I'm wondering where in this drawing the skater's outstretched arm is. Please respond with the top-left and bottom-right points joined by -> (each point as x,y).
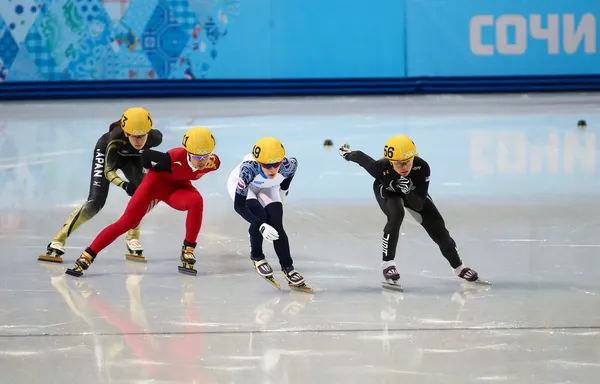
146,129 -> 163,148
141,149 -> 172,172
342,149 -> 385,179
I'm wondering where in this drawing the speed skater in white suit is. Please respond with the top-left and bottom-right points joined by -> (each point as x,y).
227,137 -> 313,293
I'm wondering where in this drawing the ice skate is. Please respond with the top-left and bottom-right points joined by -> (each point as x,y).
38,241 -> 65,263
283,266 -> 313,293
65,251 -> 95,277
381,261 -> 403,292
125,239 -> 146,263
178,243 -> 197,276
455,265 -> 491,286
253,259 -> 281,290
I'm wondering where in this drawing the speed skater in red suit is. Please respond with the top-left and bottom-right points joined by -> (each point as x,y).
65,127 -> 220,277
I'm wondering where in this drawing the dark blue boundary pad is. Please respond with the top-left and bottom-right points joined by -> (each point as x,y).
2,75 -> 600,100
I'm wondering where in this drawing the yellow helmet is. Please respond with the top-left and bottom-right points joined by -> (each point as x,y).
384,135 -> 417,162
252,137 -> 285,164
120,107 -> 153,136
182,127 -> 215,156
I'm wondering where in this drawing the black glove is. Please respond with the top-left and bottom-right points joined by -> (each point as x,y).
397,177 -> 413,194
338,143 -> 352,160
124,182 -> 137,197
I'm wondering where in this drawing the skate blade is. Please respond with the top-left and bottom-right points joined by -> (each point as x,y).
38,255 -> 64,263
125,254 -> 147,263
65,268 -> 83,277
382,281 -> 404,292
261,276 -> 281,290
289,283 -> 314,293
178,266 -> 197,276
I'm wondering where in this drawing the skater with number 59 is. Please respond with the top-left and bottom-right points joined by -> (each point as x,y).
339,135 -> 490,291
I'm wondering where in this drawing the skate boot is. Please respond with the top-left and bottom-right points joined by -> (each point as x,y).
455,265 -> 491,286
38,241 -> 65,263
381,260 -> 403,292
283,266 -> 313,293
178,241 -> 197,276
65,250 -> 95,277
252,258 -> 280,290
125,239 -> 146,263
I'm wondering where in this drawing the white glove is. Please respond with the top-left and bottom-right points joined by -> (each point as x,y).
259,223 -> 279,242
397,176 -> 413,194
279,188 -> 289,205
338,143 -> 351,160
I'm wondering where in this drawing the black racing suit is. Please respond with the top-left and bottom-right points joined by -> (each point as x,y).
344,151 -> 462,269
51,122 -> 163,245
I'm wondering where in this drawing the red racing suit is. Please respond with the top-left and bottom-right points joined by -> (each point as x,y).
88,147 -> 220,254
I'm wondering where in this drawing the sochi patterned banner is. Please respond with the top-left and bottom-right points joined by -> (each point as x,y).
0,0 -> 241,81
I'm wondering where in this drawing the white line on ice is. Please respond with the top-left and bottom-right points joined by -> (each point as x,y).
1,351 -> 40,356
169,322 -> 238,327
0,322 -> 72,329
492,239 -> 547,242
570,287 -> 596,296
548,360 -> 600,367
540,244 -> 600,247
203,365 -> 256,371
476,376 -> 510,381
418,318 -> 463,325
0,159 -> 55,169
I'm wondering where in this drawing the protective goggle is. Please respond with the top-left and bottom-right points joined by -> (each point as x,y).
390,158 -> 413,167
261,162 -> 282,169
189,153 -> 211,161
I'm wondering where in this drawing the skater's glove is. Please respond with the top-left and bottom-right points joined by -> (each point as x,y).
124,182 -> 137,197
259,223 -> 279,242
397,176 -> 413,194
338,143 -> 351,160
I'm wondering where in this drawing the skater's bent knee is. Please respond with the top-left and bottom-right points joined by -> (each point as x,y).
190,192 -> 203,207
83,199 -> 105,217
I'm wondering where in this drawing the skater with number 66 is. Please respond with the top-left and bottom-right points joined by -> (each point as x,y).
339,135 -> 490,291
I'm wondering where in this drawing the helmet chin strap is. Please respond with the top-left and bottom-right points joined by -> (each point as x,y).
187,153 -> 199,171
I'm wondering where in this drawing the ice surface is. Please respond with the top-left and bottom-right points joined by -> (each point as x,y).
1,94 -> 599,383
